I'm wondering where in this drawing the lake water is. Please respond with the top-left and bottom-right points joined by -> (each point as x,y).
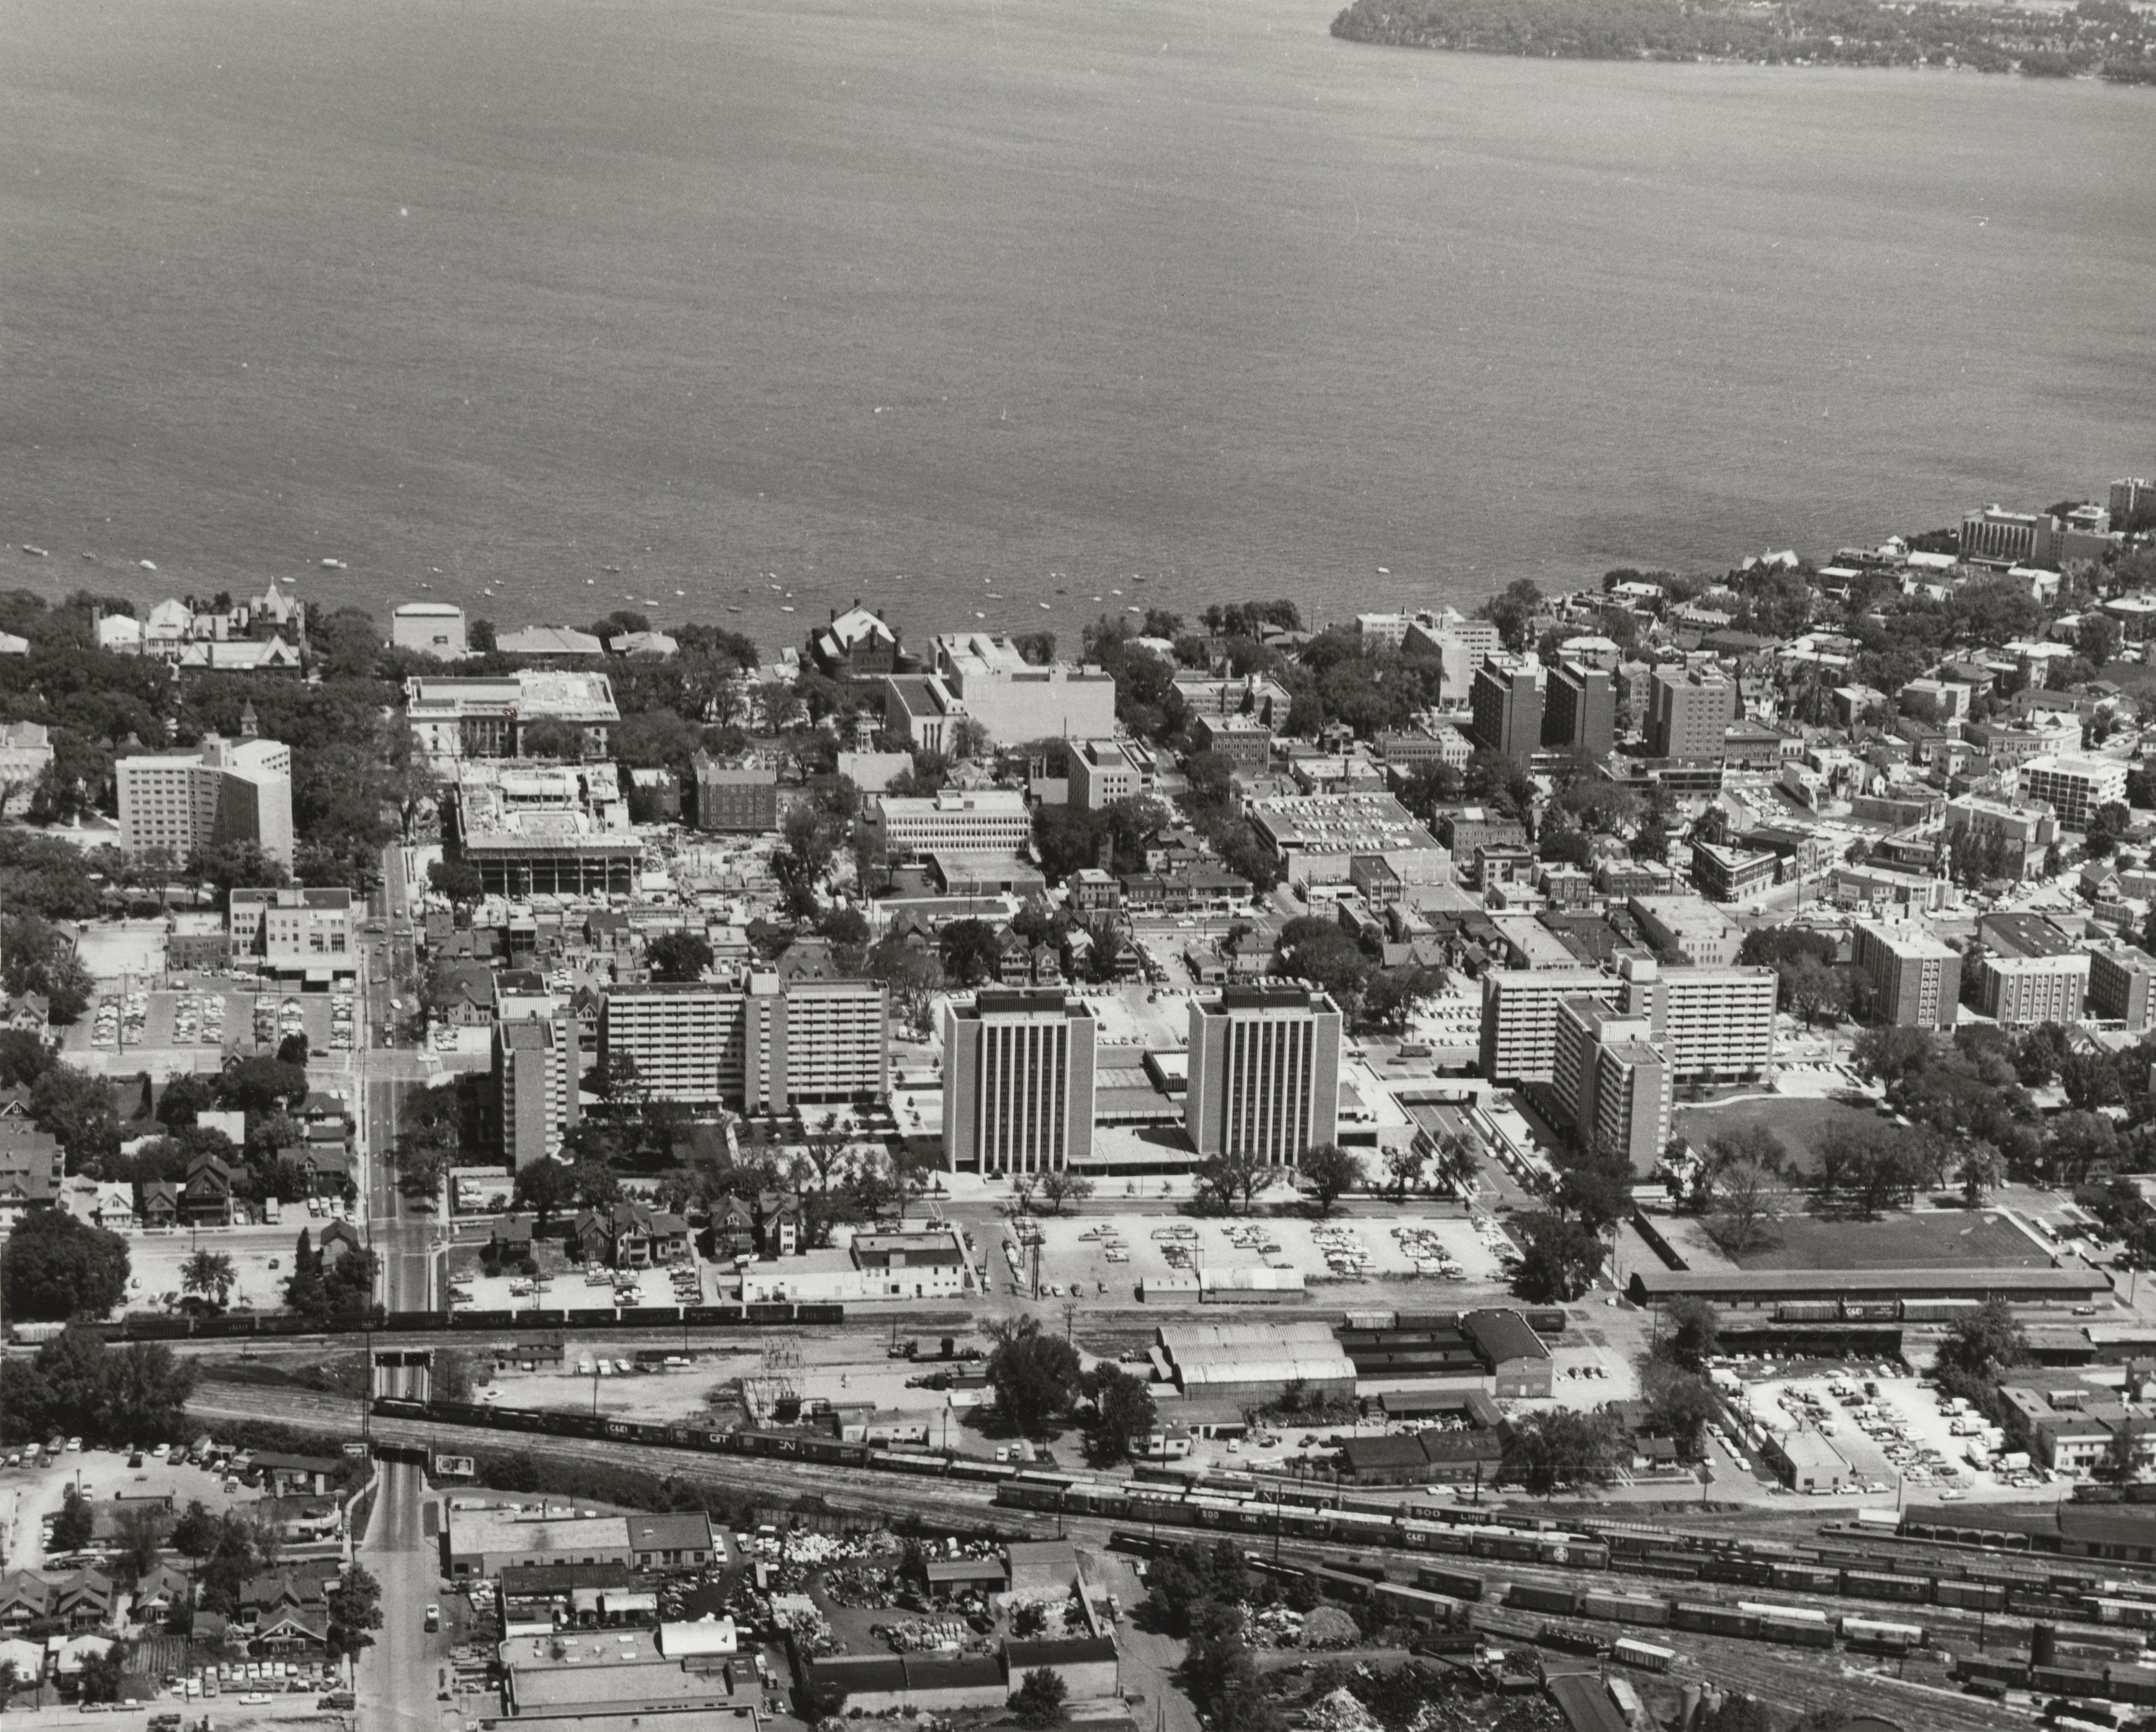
3,0 -> 2152,650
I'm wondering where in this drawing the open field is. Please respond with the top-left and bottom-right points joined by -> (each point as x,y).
126,1220 -> 350,1313
1673,1093 -> 1884,1173
1729,1207 -> 2050,1272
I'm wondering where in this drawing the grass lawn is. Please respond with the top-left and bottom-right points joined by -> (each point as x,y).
1729,1209 -> 2048,1272
1672,1095 -> 1883,1176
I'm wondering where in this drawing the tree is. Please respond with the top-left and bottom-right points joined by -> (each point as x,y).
391,1121 -> 457,1200
1699,1129 -> 1787,1255
75,1645 -> 125,1704
1036,1170 -> 1094,1216
1192,1148 -> 1267,1216
1299,1143 -> 1359,1213
1510,1210 -> 1605,1302
521,718 -> 586,760
1011,1669 -> 1068,1730
1499,1409 -> 1622,1495
30,1063 -> 121,1172
1,1208 -> 129,1320
426,856 -> 486,910
1656,1296 -> 1721,1374
1080,1363 -> 1157,1465
1383,1142 -> 1426,1201
51,1487 -> 95,1552
938,919 -> 1004,988
1697,1696 -> 1774,1732
1430,1131 -> 1481,1199
1783,954 -> 1849,1027
181,1249 -> 237,1313
171,1500 -> 219,1558
984,1316 -> 1081,1439
646,930 -> 714,983
1640,1360 -> 1718,1459
114,1502 -> 169,1582
275,1031 -> 311,1066
1476,578 -> 1543,654
1958,1141 -> 2005,1207
219,1055 -> 308,1116
326,1562 -> 385,1665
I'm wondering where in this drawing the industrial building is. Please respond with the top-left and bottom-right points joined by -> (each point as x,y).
1852,920 -> 1961,1031
1245,793 -> 1448,887
1184,986 -> 1343,1167
941,989 -> 1097,1174
1151,1320 -> 1356,1403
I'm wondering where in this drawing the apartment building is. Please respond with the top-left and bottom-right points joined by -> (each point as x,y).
1469,655 -> 1544,763
116,731 -> 294,869
866,789 -> 1032,859
942,990 -> 1097,1174
2089,944 -> 2156,1033
1620,958 -> 1778,1085
1979,953 -> 2089,1028
1550,997 -> 1669,1165
1185,986 -> 1344,1166
1543,660 -> 1615,756
1478,969 -> 1620,1085
2020,754 -> 2128,830
598,977 -> 889,1111
495,1011 -> 581,1169
1852,921 -> 1961,1032
1648,666 -> 1734,761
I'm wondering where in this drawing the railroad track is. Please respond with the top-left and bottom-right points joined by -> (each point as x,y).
186,1383 -> 1051,1534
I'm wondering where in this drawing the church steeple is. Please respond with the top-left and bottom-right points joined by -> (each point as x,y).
240,700 -> 259,742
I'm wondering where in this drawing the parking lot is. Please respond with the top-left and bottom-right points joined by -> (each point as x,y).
1732,1367 -> 2067,1507
448,1255 -> 714,1316
63,984 -> 354,1062
126,1219 -> 354,1314
0,1444 -> 241,1571
994,1208 -> 1512,1299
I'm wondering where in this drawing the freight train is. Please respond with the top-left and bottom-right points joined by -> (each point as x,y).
12,1302 -> 845,1346
370,1394 -> 2156,1636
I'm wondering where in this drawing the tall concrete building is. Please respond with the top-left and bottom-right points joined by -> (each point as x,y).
1852,921 -> 1960,1031
1069,739 -> 1153,810
1551,997 -> 1669,1163
1469,655 -> 1545,764
866,789 -> 1033,859
1479,958 -> 1774,1087
1648,666 -> 1733,761
1185,986 -> 1343,1166
1543,660 -> 1615,756
1400,609 -> 1502,702
494,1010 -> 581,1170
598,977 -> 889,1111
1479,969 -> 1620,1085
116,732 -> 294,869
2089,944 -> 2156,1033
942,989 -> 1097,1174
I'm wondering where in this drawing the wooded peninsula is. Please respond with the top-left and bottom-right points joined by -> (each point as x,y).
1330,0 -> 2156,82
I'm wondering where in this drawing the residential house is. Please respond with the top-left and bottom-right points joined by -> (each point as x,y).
315,1220 -> 364,1265
755,1191 -> 804,1258
140,1182 -> 181,1230
181,1153 -> 235,1227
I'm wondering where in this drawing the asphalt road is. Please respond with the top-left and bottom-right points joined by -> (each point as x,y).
357,855 -> 451,1732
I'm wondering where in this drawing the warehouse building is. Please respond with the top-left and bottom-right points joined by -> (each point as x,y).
1150,1320 -> 1356,1403
448,1507 -> 638,1579
1629,1267 -> 2110,1309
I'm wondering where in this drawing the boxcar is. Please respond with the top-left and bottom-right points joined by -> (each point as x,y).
1612,1638 -> 1675,1673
